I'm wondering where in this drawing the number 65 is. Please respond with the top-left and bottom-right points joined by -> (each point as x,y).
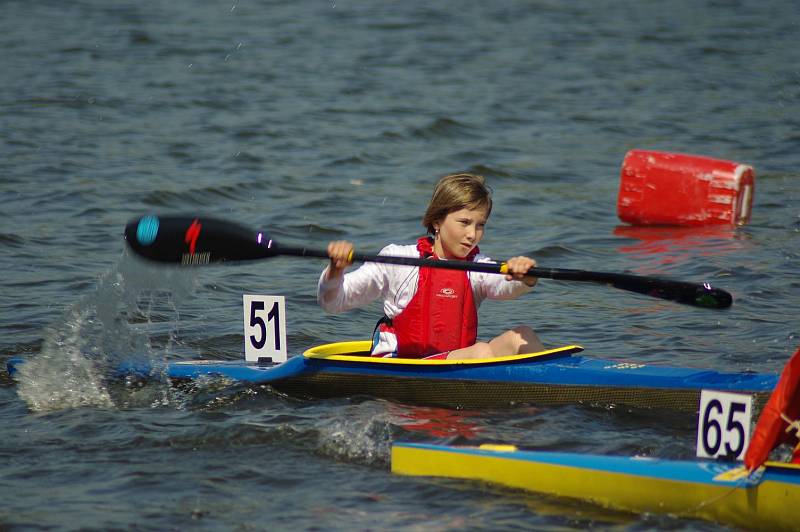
696,390 -> 752,460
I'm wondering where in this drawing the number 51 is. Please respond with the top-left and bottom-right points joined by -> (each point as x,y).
243,295 -> 287,363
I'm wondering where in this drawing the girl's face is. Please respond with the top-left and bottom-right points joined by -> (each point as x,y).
433,206 -> 488,259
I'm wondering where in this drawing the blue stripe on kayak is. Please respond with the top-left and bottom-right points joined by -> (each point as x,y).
394,443 -> 795,487
305,356 -> 778,391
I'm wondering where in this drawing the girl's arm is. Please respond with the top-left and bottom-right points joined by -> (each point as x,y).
318,241 -> 388,313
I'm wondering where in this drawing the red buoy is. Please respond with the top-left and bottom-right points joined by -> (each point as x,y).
617,150 -> 754,226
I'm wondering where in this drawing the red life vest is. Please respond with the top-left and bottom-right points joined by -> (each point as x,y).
744,345 -> 800,471
379,237 -> 479,358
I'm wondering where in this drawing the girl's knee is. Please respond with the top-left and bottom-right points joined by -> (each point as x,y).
510,325 -> 536,338
509,325 -> 544,354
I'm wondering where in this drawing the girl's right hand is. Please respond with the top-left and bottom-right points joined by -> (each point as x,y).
327,240 -> 354,278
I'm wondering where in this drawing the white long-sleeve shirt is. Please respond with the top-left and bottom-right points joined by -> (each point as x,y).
317,243 -> 533,355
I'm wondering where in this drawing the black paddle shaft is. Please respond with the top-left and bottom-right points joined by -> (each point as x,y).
124,215 -> 733,309
346,254 -> 732,309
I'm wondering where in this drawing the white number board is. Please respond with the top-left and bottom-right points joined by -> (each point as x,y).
696,390 -> 752,460
243,295 -> 287,363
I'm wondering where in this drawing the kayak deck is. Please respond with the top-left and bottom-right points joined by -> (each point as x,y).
7,341 -> 778,411
278,341 -> 775,411
391,442 -> 800,531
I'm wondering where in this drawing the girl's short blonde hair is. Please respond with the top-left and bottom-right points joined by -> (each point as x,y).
421,173 -> 493,235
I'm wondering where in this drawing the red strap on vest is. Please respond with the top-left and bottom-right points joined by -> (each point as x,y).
415,237 -> 479,262
384,237 -> 479,358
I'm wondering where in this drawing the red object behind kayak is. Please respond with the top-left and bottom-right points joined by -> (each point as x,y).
745,346 -> 800,471
617,150 -> 754,226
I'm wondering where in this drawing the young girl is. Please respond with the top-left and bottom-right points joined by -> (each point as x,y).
318,173 -> 544,360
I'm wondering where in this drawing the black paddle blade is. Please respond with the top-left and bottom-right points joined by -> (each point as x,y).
609,275 -> 732,309
124,215 -> 276,264
536,268 -> 733,309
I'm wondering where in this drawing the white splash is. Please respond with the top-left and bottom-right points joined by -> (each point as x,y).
15,253 -> 197,412
316,404 -> 396,465
17,306 -> 115,410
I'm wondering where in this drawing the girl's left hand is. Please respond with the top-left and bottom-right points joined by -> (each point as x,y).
505,256 -> 538,286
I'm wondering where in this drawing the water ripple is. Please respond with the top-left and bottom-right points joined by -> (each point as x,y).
2,1 -> 800,529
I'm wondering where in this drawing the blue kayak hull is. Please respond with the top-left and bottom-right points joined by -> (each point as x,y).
7,341 -> 777,410
392,442 -> 800,531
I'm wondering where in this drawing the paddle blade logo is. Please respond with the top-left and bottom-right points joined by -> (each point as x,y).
181,219 -> 210,265
184,219 -> 202,254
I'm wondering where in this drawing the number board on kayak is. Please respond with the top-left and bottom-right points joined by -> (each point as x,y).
696,389 -> 753,461
243,294 -> 287,363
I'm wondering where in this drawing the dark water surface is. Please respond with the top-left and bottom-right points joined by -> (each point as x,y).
2,1 -> 799,530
